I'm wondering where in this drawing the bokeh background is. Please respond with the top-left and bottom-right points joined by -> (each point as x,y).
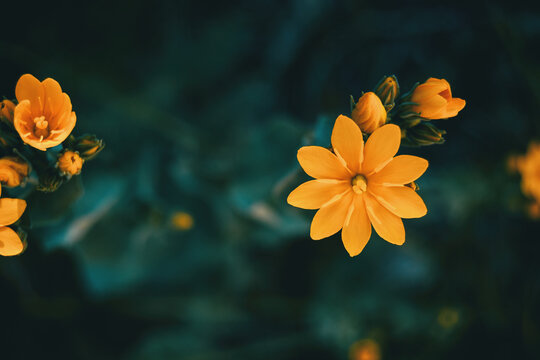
1,1 -> 539,359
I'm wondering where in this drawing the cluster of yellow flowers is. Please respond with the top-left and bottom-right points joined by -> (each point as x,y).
510,142 -> 540,218
0,74 -> 104,256
288,76 -> 466,257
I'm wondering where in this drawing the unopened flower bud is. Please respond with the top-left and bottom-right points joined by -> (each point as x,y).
351,92 -> 387,133
72,134 -> 105,160
57,150 -> 83,176
0,100 -> 15,124
374,75 -> 399,108
403,122 -> 446,146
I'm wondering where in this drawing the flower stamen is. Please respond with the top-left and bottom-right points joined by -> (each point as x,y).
33,116 -> 50,139
351,174 -> 367,194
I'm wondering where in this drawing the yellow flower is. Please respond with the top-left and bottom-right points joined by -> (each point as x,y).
0,156 -> 30,187
171,211 -> 194,230
411,78 -> 466,119
57,150 -> 83,176
14,74 -> 76,151
516,142 -> 540,203
0,185 -> 27,256
288,115 -> 428,256
351,92 -> 387,133
0,99 -> 16,124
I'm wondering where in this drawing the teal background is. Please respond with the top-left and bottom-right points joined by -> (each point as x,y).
1,1 -> 539,359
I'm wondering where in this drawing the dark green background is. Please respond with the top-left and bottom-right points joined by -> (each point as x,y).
1,1 -> 539,359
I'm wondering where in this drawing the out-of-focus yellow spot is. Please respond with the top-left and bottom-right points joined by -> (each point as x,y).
171,211 -> 194,230
437,307 -> 459,329
528,202 -> 540,219
515,142 -> 540,204
349,339 -> 381,360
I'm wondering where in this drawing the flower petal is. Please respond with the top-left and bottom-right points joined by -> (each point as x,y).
341,195 -> 372,256
369,185 -> 427,219
0,226 -> 24,256
362,124 -> 401,175
15,74 -> 45,116
297,146 -> 351,180
42,78 -> 65,119
310,190 -> 353,240
0,198 -> 26,226
287,179 -> 350,210
444,98 -> 466,118
331,115 -> 364,173
364,192 -> 405,245
369,155 -> 428,185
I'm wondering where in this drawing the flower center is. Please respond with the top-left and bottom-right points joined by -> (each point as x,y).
351,174 -> 367,194
438,89 -> 451,100
33,116 -> 50,140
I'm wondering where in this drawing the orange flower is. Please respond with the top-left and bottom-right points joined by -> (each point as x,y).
14,74 -> 76,151
0,185 -> 27,256
0,99 -> 16,123
0,156 -> 30,187
351,92 -> 387,133
57,150 -> 83,176
516,142 -> 540,203
288,115 -> 428,256
411,78 -> 466,119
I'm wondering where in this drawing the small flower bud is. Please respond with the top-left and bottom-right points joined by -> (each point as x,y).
72,134 -> 105,160
351,92 -> 387,133
57,151 -> 84,176
36,170 -> 64,192
0,99 -> 16,124
402,122 -> 446,146
0,156 -> 30,187
374,75 -> 399,108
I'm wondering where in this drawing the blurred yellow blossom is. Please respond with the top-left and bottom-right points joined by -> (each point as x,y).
57,150 -> 83,176
516,142 -> 540,204
411,78 -> 466,119
0,99 -> 15,124
0,156 -> 30,187
351,92 -> 387,133
349,339 -> 381,360
14,74 -> 76,151
0,185 -> 27,256
171,211 -> 194,230
288,115 -> 428,256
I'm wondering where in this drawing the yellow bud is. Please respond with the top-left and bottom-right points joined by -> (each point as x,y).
374,75 -> 399,106
0,100 -> 16,124
351,92 -> 387,133
0,156 -> 30,187
57,151 -> 84,176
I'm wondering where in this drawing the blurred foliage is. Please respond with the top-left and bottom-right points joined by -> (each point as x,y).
1,0 -> 540,359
